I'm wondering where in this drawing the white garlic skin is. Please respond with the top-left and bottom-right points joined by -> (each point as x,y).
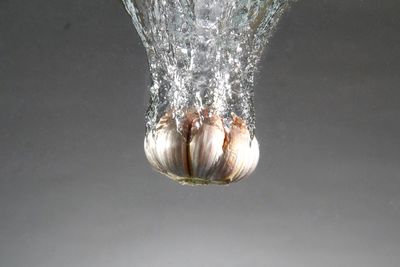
144,112 -> 259,185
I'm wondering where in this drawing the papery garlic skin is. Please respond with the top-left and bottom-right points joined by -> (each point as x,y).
144,111 -> 259,185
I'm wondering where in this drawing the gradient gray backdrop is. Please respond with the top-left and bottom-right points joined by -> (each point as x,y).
1,0 -> 400,266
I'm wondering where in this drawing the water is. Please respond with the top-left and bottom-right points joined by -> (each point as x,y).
123,0 -> 293,139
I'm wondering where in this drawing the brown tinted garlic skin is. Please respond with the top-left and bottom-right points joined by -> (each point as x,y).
144,110 -> 259,185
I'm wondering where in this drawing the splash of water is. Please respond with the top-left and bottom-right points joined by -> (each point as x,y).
123,0 -> 292,139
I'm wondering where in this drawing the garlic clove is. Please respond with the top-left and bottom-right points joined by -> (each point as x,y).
144,113 -> 190,179
189,115 -> 225,179
209,116 -> 259,183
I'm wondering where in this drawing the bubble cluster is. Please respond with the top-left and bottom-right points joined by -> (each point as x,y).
123,0 -> 292,138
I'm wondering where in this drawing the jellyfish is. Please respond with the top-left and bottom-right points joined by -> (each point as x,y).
122,0 -> 293,185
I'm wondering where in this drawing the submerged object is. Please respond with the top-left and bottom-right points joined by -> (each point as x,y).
144,109 -> 259,184
122,0 -> 292,185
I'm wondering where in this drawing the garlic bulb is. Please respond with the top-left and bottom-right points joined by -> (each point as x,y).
144,110 -> 259,185
122,0 -> 292,185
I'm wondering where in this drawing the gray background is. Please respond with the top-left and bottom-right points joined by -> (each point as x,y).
1,0 -> 400,266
